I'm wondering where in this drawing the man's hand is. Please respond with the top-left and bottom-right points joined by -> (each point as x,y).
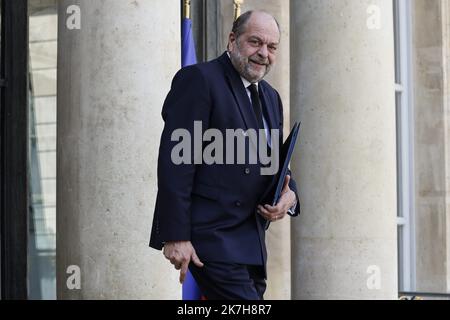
257,175 -> 296,222
163,241 -> 204,284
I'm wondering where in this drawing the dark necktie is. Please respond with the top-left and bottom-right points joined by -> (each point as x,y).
248,84 -> 265,130
248,84 -> 271,156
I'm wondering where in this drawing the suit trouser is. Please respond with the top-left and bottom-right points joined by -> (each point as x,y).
189,261 -> 266,300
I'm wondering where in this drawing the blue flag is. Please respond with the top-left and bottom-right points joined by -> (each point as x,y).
181,16 -> 202,301
181,18 -> 197,67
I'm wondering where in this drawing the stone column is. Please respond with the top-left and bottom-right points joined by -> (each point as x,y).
57,0 -> 180,299
240,0 -> 291,300
411,0 -> 450,292
443,0 -> 450,291
290,0 -> 398,299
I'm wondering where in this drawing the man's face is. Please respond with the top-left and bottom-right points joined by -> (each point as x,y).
229,13 -> 280,83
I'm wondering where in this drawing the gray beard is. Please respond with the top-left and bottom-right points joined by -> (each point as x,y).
229,43 -> 272,83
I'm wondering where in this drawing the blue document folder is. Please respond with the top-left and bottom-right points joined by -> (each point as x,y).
261,122 -> 301,229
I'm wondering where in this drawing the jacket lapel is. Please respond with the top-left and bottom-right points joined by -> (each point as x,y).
218,53 -> 259,131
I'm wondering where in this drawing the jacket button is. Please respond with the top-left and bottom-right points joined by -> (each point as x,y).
245,168 -> 250,175
235,201 -> 241,207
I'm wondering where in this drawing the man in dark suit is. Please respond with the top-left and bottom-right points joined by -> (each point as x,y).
149,10 -> 300,300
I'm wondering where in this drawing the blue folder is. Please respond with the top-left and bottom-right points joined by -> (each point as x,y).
261,122 -> 301,229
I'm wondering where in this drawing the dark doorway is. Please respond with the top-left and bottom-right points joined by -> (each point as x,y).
0,0 -> 29,299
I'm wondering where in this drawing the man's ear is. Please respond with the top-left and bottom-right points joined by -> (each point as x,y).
228,32 -> 236,51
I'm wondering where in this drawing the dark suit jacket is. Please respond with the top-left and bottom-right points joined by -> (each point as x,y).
149,52 -> 300,268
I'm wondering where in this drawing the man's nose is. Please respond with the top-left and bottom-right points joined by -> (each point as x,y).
257,44 -> 269,59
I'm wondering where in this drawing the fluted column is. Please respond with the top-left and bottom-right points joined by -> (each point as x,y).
290,0 -> 398,299
57,0 -> 180,299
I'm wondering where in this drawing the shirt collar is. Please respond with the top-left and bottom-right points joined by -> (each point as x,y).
226,52 -> 259,90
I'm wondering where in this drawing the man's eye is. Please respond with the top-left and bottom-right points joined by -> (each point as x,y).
249,40 -> 261,46
269,46 -> 278,51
